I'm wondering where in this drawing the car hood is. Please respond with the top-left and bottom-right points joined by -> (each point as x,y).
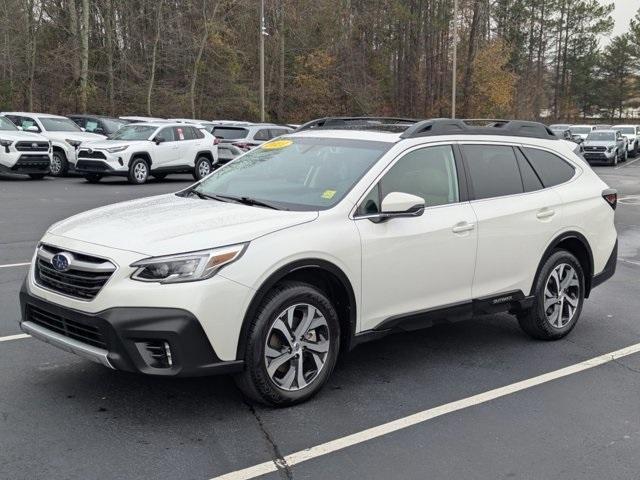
0,131 -> 47,142
583,140 -> 615,147
47,193 -> 318,256
77,139 -> 145,150
44,131 -> 106,143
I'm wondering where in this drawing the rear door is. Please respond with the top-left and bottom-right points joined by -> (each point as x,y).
461,143 -> 565,299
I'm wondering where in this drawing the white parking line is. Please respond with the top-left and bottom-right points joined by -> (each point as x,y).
211,342 -> 640,480
0,333 -> 30,342
0,262 -> 30,269
615,157 -> 640,169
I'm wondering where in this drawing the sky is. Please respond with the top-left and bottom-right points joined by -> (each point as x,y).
601,0 -> 636,40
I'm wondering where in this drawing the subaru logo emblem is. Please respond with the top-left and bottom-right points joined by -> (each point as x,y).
51,252 -> 73,272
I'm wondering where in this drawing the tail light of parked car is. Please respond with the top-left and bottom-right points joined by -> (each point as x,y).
602,189 -> 617,210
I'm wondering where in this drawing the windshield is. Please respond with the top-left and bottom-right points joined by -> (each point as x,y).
212,127 -> 248,139
614,127 -> 635,134
193,137 -> 391,211
109,124 -> 157,140
102,118 -> 128,134
551,129 -> 566,136
586,132 -> 615,141
549,124 -> 569,130
39,117 -> 82,132
570,127 -> 592,134
0,116 -> 18,131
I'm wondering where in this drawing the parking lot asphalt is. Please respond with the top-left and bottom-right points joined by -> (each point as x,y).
1,162 -> 640,480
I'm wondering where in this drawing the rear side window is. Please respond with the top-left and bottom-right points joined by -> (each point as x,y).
253,129 -> 272,141
521,147 -> 575,187
462,145 -> 523,200
193,127 -> 205,139
270,128 -> 290,137
515,148 -> 543,192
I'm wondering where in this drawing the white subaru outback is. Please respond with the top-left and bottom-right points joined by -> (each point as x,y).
0,115 -> 51,179
74,122 -> 219,184
19,118 -> 618,406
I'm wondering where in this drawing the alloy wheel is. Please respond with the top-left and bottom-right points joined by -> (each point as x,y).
198,160 -> 210,178
543,263 -> 580,328
50,155 -> 62,175
264,303 -> 330,391
134,162 -> 147,182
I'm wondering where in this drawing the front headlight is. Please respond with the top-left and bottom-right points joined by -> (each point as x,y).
130,244 -> 247,284
0,139 -> 12,150
606,145 -> 614,152
106,145 -> 128,153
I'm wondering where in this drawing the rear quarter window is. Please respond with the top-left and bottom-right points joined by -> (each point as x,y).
461,145 -> 524,200
521,147 -> 575,187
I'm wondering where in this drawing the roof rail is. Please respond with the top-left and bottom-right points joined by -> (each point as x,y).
296,116 -> 418,133
400,118 -> 557,140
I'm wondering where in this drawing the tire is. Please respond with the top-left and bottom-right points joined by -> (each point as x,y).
234,281 -> 341,407
50,151 -> 68,177
152,173 -> 167,180
517,250 -> 585,341
128,158 -> 149,185
193,156 -> 212,181
612,151 -> 618,166
28,173 -> 46,180
84,174 -> 102,183
623,149 -> 628,161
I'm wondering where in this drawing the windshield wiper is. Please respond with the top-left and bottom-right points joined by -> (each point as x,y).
189,190 -> 281,209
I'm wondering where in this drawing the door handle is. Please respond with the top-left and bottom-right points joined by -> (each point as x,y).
536,208 -> 556,219
452,222 -> 475,234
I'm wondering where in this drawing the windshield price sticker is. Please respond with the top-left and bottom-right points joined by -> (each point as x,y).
262,139 -> 293,150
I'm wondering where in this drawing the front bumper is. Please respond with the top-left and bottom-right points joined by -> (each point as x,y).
583,151 -> 615,163
75,151 -> 129,175
20,284 -> 244,376
0,153 -> 51,174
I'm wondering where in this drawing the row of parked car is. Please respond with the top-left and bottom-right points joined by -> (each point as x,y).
0,112 -> 296,184
549,123 -> 640,166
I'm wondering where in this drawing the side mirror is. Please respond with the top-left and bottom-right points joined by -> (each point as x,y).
369,192 -> 425,223
26,125 -> 39,132
154,136 -> 165,145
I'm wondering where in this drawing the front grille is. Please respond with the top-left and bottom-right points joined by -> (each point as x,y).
15,141 -> 49,152
12,156 -> 50,171
584,146 -> 606,152
27,305 -> 107,349
35,245 -> 116,300
78,150 -> 107,160
75,160 -> 111,172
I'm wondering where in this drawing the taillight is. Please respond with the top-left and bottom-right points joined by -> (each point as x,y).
602,189 -> 617,210
213,136 -> 220,145
233,142 -> 251,151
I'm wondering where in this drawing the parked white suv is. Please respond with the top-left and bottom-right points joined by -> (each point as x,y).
74,122 -> 219,184
19,118 -> 617,406
2,112 -> 106,176
0,115 -> 51,179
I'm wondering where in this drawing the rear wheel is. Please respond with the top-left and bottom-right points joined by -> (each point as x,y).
518,250 -> 584,340
128,158 -> 149,185
235,281 -> 340,406
28,173 -> 46,180
84,174 -> 102,183
193,156 -> 212,180
50,151 -> 68,177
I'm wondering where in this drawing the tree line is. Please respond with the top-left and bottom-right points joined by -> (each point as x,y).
1,0 -> 639,123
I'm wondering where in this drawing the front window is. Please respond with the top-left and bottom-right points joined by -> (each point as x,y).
0,116 -> 18,131
108,125 -> 157,140
39,117 -> 82,132
586,132 -> 615,141
570,127 -> 592,134
193,137 -> 391,211
615,127 -> 635,135
101,118 -> 128,134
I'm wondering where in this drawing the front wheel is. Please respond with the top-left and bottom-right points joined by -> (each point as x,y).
128,158 -> 149,185
50,151 -> 68,177
193,156 -> 212,181
235,281 -> 341,406
612,151 -> 618,166
518,250 -> 585,340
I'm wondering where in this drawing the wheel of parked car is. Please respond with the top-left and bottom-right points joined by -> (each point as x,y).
128,158 -> 149,185
623,149 -> 628,161
28,173 -> 46,180
612,150 -> 618,166
517,250 -> 585,340
193,156 -> 212,181
50,151 -> 68,177
235,281 -> 341,406
84,174 -> 102,183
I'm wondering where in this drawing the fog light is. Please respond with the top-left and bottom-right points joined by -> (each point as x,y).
135,340 -> 173,368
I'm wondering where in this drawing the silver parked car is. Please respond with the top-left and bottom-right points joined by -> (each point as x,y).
582,129 -> 627,165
